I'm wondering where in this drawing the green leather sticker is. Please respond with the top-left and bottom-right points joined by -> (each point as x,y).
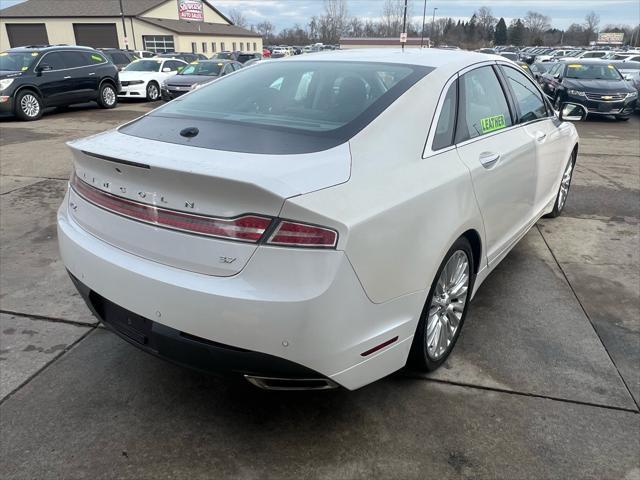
480,114 -> 506,133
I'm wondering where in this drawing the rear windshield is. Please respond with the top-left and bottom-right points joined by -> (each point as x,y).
179,62 -> 222,76
159,60 -> 427,133
122,60 -> 431,154
0,51 -> 39,71
564,63 -> 622,80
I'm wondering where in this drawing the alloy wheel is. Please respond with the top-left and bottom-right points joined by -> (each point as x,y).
148,84 -> 159,100
557,157 -> 574,211
103,86 -> 116,105
20,94 -> 40,118
426,250 -> 470,360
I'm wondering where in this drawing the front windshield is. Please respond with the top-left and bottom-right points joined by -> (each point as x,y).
159,61 -> 426,132
0,51 -> 39,71
124,59 -> 162,72
565,63 -> 623,80
179,62 -> 223,76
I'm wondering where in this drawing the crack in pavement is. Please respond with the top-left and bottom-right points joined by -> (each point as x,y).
400,374 -> 639,414
0,309 -> 97,328
0,325 -> 97,407
536,224 -> 640,412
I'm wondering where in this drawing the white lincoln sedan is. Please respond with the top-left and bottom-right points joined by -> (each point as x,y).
58,49 -> 579,391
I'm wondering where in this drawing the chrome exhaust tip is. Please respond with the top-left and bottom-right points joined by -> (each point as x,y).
244,375 -> 339,391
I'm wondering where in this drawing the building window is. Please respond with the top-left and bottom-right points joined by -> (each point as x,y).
232,42 -> 236,51
211,42 -> 216,52
142,35 -> 175,53
191,42 -> 197,53
221,42 -> 225,51
253,42 -> 257,51
240,42 -> 244,51
202,42 -> 207,53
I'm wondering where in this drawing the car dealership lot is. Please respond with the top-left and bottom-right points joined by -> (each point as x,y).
0,104 -> 638,478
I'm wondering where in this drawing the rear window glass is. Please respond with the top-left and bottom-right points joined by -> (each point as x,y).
159,61 -> 427,133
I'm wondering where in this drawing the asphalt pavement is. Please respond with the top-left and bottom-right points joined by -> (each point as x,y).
0,101 -> 638,479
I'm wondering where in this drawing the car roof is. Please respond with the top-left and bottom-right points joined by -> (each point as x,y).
282,48 -> 498,69
7,44 -> 95,52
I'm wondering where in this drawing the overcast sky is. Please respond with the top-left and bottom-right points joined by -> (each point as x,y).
1,0 -> 638,31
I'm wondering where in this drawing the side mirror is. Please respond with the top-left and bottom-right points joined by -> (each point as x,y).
162,67 -> 171,72
559,103 -> 587,122
553,73 -> 560,79
36,64 -> 52,74
624,74 -> 633,81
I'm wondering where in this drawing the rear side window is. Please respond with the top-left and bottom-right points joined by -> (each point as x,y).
61,51 -> 89,68
456,66 -> 513,143
432,80 -> 457,151
501,66 -> 548,122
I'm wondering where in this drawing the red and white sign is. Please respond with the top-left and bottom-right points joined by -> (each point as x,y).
400,32 -> 407,43
178,0 -> 204,22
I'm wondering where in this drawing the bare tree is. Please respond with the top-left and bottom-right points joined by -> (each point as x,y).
228,8 -> 248,28
320,0 -> 349,43
584,11 -> 600,43
256,20 -> 275,39
380,0 -> 412,37
524,11 -> 551,43
475,6 -> 496,42
348,17 -> 364,37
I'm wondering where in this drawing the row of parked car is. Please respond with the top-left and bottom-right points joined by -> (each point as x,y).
474,46 -> 639,120
0,44 -> 269,120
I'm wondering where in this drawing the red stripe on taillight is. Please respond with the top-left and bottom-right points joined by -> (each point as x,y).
360,336 -> 399,357
70,173 -> 272,242
267,221 -> 338,248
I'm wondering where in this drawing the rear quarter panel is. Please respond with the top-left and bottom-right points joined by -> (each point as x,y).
281,67 -> 485,304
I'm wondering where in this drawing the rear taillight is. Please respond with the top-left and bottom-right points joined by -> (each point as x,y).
70,173 -> 338,248
266,221 -> 338,248
70,173 -> 271,242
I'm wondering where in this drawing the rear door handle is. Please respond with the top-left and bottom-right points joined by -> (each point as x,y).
479,152 -> 501,169
88,72 -> 96,76
535,131 -> 547,142
63,76 -> 72,79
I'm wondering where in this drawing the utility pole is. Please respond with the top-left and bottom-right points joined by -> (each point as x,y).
118,0 -> 129,50
431,7 -> 438,48
420,0 -> 427,48
401,0 -> 408,51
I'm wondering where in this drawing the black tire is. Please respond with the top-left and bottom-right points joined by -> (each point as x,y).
544,150 -> 576,218
409,237 -> 475,371
14,90 -> 43,121
97,82 -> 117,109
146,81 -> 160,101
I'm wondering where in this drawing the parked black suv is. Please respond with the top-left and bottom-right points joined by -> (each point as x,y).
0,45 -> 120,120
97,48 -> 138,71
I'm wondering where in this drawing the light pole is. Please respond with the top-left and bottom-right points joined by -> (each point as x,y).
118,0 -> 128,50
401,0 -> 408,51
431,7 -> 438,48
420,0 -> 427,48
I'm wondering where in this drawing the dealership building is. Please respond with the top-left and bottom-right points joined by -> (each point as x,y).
0,0 -> 262,55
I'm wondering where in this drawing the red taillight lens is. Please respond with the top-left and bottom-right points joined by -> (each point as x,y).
70,173 -> 272,242
267,221 -> 338,248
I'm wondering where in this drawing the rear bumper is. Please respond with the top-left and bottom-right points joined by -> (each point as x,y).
58,192 -> 423,390
70,273 -> 325,380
